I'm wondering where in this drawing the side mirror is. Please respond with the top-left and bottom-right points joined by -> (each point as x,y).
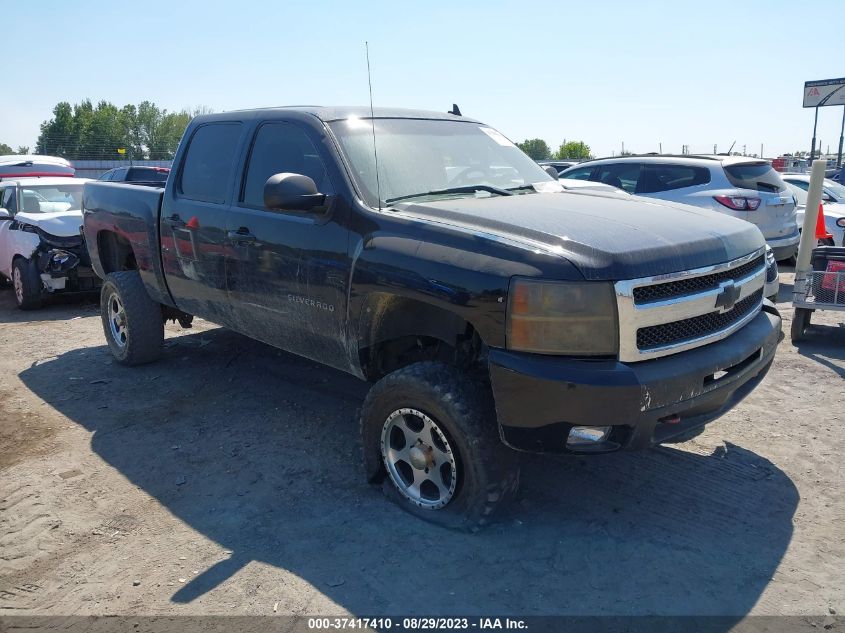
264,173 -> 325,211
0,208 -> 11,220
821,192 -> 833,203
542,165 -> 559,179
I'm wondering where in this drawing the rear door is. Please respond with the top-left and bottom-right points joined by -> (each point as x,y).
160,121 -> 244,325
224,119 -> 350,369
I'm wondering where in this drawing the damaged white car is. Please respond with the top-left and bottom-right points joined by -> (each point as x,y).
0,178 -> 100,309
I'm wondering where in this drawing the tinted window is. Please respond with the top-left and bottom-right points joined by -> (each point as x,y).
98,170 -> 113,181
641,164 -> 711,193
113,168 -> 129,181
242,122 -> 333,208
560,165 -> 594,181
179,123 -> 243,203
594,163 -> 641,193
127,167 -> 168,183
723,162 -> 785,193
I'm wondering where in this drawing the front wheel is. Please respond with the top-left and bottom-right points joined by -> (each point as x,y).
100,271 -> 164,365
360,362 -> 520,531
12,257 -> 43,310
791,307 -> 812,343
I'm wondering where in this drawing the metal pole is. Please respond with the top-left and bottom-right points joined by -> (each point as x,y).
810,106 -> 819,160
793,160 -> 828,304
837,105 -> 844,168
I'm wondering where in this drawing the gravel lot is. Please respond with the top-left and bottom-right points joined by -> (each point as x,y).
0,271 -> 843,618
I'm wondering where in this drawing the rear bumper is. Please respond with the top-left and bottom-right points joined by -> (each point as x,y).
489,304 -> 781,453
766,231 -> 800,260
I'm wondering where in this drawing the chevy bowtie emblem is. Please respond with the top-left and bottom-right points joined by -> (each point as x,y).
715,281 -> 741,312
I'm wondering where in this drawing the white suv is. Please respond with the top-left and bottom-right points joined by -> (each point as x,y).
560,155 -> 799,261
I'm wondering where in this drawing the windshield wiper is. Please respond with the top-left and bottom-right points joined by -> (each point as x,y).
385,185 -> 513,205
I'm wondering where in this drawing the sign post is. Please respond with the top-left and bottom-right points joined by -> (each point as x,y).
803,77 -> 845,164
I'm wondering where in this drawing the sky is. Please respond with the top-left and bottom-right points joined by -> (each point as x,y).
2,0 -> 844,160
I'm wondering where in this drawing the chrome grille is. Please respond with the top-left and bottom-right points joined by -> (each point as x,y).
637,289 -> 763,350
633,255 -> 765,304
615,248 -> 766,362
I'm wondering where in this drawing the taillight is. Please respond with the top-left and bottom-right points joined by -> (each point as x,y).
714,195 -> 761,211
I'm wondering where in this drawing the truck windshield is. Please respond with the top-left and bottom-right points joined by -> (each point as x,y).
328,118 -> 560,207
20,184 -> 84,213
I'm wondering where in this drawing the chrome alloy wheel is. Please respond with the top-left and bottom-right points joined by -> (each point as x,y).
12,267 -> 23,305
108,292 -> 128,347
381,408 -> 458,509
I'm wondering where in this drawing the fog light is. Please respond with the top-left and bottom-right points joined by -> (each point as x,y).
567,425 -> 611,447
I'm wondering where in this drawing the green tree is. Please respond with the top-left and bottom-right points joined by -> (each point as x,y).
556,141 -> 592,160
17,146 -> 30,154
0,143 -> 13,154
35,100 -> 204,160
517,138 -> 551,160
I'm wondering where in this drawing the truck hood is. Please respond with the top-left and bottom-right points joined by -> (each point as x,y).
15,210 -> 83,238
397,191 -> 765,280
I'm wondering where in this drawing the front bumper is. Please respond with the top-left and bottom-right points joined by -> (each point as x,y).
489,304 -> 781,453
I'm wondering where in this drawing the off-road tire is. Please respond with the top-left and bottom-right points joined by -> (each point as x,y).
100,271 -> 164,365
12,257 -> 43,310
791,307 -> 812,343
360,362 -> 520,531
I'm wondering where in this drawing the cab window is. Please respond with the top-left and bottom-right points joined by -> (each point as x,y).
241,122 -> 334,209
178,122 -> 243,204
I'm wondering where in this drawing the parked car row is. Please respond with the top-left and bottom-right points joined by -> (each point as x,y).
0,161 -> 172,308
781,173 -> 845,247
558,155 -> 800,262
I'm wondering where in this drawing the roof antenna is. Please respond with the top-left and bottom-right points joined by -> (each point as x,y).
448,103 -> 462,116
365,41 -> 382,210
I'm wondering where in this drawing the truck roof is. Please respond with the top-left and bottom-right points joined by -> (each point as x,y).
194,106 -> 480,124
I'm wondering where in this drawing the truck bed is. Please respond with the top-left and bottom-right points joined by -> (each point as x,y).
82,182 -> 172,306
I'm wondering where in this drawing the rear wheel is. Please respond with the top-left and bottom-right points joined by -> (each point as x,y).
100,271 -> 164,365
360,362 -> 520,531
791,307 -> 812,343
12,257 -> 43,310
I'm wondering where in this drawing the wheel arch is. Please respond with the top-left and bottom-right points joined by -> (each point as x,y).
355,292 -> 486,381
96,229 -> 137,274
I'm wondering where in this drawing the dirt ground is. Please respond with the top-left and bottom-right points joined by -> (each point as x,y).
0,270 -> 843,619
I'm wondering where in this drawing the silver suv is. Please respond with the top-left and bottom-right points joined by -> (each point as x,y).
560,155 -> 799,261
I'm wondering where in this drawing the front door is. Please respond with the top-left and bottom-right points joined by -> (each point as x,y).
225,120 -> 350,370
160,121 -> 244,325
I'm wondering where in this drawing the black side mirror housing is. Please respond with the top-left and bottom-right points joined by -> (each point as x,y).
542,165 -> 559,179
264,173 -> 325,211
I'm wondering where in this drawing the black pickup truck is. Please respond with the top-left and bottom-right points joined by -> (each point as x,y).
83,107 -> 781,529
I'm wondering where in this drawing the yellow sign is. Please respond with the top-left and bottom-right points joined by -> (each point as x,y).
117,148 -> 126,155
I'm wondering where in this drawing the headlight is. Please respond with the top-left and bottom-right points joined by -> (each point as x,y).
506,278 -> 618,355
765,246 -> 776,265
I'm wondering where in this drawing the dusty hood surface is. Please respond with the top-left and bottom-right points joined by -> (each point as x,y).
15,210 -> 83,238
397,191 -> 765,280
